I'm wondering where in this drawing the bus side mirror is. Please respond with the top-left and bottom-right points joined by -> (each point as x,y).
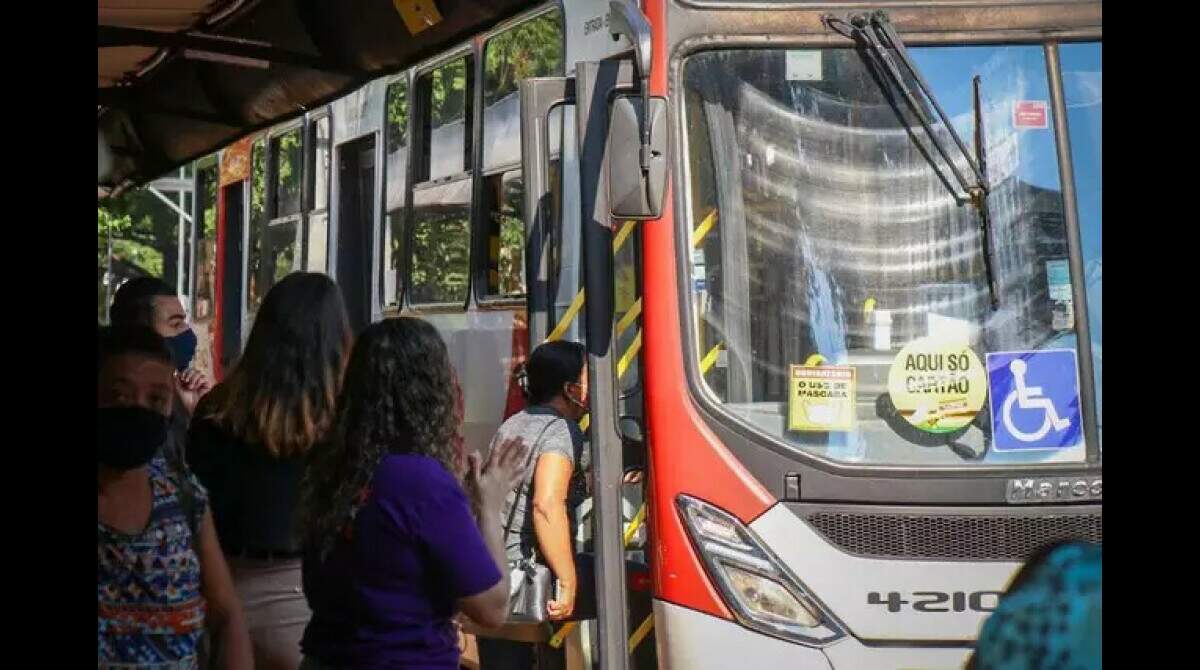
607,0 -> 667,220
607,94 -> 668,220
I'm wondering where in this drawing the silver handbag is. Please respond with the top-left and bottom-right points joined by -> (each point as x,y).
507,556 -> 553,622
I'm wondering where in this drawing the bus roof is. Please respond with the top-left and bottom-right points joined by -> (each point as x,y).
98,0 -> 534,193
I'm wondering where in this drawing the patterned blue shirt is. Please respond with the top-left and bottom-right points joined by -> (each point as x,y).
98,457 -> 209,669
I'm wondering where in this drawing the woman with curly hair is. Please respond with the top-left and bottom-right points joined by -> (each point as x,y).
298,317 -> 529,669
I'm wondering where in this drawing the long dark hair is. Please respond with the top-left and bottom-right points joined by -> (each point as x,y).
300,317 -> 465,559
201,272 -> 351,458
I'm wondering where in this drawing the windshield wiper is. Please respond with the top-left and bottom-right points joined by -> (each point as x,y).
825,11 -> 1000,308
973,74 -> 1001,309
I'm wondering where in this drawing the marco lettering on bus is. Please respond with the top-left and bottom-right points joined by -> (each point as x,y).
1007,476 -> 1101,503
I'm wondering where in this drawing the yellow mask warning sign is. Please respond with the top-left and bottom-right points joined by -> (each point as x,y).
887,336 -> 986,434
788,365 -> 856,432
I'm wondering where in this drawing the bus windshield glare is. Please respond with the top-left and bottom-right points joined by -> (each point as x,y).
682,45 -> 1101,467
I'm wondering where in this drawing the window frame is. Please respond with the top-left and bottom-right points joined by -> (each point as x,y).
381,71 -> 414,314
672,37 -> 1103,474
414,48 -> 475,186
262,120 -> 307,293
475,166 -> 529,306
243,135 -> 267,326
189,154 -> 220,316
473,4 -> 566,307
305,109 -> 333,274
406,44 -> 477,311
307,110 -> 333,217
268,122 -> 306,222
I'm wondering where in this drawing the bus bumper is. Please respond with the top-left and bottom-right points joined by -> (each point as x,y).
653,600 -> 972,669
822,637 -> 972,669
653,600 -> 831,669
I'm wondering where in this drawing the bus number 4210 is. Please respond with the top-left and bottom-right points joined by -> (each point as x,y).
867,591 -> 1002,613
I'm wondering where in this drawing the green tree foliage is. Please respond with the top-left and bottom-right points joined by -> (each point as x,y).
430,58 -> 469,129
411,207 -> 470,304
386,80 -> 410,299
202,167 -> 217,240
274,128 -> 303,214
484,12 -> 562,297
386,80 -> 409,155
247,140 -> 266,310
97,184 -> 187,320
484,13 -> 564,106
494,172 -> 525,295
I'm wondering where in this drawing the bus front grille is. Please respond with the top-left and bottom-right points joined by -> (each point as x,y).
801,508 -> 1101,561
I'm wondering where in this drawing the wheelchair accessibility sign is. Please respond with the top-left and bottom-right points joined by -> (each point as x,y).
986,350 -> 1082,451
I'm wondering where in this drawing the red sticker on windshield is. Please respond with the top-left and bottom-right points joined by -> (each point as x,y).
1013,101 -> 1048,130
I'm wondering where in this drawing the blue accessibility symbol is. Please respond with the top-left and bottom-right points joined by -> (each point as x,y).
986,350 -> 1082,451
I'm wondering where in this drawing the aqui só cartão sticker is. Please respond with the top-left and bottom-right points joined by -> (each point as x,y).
788,364 -> 855,432
887,336 -> 986,434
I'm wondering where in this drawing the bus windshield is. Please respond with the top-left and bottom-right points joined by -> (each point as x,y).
681,45 -> 1100,467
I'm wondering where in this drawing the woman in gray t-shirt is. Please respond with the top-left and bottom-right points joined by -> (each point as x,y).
479,340 -> 589,667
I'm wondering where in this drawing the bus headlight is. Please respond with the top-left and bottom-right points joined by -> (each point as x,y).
677,495 -> 844,646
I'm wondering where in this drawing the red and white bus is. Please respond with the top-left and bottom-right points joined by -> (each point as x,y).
191,1 -> 1101,666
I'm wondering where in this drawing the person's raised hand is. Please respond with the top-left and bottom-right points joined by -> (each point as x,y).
175,368 -> 213,415
467,436 -> 529,513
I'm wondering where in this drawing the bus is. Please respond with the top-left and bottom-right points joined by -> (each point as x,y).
190,0 -> 1102,667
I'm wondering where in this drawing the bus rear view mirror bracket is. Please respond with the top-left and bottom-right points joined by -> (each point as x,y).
607,94 -> 668,220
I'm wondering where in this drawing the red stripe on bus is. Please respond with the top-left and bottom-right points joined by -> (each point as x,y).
640,0 -> 774,624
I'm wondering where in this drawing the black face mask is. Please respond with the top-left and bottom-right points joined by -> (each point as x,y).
97,406 -> 168,470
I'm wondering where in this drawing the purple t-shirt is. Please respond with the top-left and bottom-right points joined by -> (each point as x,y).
301,454 -> 502,669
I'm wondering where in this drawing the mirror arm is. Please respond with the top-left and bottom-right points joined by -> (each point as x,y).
609,1 -> 653,173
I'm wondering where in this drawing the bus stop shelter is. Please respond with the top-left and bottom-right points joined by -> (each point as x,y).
99,0 -> 533,193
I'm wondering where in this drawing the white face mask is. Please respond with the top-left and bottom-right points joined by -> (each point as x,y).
563,383 -> 588,411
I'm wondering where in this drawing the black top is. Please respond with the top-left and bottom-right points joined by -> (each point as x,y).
186,414 -> 305,554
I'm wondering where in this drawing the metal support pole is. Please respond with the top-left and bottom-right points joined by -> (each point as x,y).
177,167 -> 187,300
1045,43 -> 1100,461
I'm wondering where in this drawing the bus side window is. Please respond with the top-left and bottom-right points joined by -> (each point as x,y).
307,114 -> 331,274
409,56 -> 474,306
382,78 -> 410,309
263,127 -> 304,294
480,9 -> 563,299
481,169 -> 525,297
